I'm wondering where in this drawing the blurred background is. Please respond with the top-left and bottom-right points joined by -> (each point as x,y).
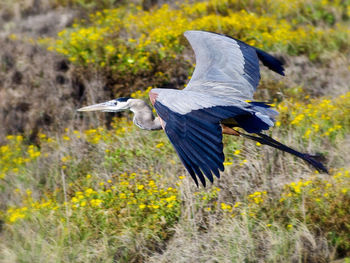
0,0 -> 349,262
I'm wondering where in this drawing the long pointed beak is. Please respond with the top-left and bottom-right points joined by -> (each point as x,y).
77,103 -> 109,112
77,100 -> 119,112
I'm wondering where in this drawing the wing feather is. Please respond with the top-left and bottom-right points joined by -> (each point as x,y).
185,136 -> 222,178
167,135 -> 199,186
180,142 -> 214,183
155,98 -> 252,185
184,30 -> 284,100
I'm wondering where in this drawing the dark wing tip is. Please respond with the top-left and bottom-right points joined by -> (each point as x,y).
303,154 -> 329,174
255,48 -> 285,76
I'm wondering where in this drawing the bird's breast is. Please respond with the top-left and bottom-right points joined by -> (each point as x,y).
149,91 -> 158,105
156,116 -> 166,130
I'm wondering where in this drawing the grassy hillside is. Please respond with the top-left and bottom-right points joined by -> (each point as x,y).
1,0 -> 350,262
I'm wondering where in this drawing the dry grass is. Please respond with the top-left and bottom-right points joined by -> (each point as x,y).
1,109 -> 349,262
147,219 -> 330,263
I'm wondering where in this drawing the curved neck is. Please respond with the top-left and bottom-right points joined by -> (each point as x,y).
131,100 -> 162,130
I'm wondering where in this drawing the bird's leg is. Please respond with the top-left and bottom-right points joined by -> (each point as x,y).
221,124 -> 240,136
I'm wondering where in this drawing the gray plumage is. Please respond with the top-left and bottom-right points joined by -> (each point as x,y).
184,30 -> 257,100
130,100 -> 162,130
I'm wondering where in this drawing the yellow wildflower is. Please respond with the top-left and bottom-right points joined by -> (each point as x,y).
156,142 -> 164,148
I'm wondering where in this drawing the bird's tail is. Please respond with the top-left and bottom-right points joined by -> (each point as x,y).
237,131 -> 328,173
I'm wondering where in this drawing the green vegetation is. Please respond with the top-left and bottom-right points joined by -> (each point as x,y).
1,0 -> 350,262
1,90 -> 350,261
47,0 -> 350,79
277,92 -> 350,143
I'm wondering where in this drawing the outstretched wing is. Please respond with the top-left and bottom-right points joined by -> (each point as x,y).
150,31 -> 284,186
152,89 -> 271,186
184,30 -> 284,100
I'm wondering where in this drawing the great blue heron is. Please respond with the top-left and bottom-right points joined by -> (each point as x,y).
78,30 -> 328,186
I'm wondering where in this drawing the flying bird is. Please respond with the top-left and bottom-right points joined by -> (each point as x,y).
78,30 -> 328,186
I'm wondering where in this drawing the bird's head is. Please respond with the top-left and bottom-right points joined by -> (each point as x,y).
77,97 -> 134,113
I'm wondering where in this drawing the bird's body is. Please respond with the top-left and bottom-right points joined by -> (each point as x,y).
78,30 -> 328,186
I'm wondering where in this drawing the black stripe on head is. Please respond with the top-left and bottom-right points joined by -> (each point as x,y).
116,97 -> 132,102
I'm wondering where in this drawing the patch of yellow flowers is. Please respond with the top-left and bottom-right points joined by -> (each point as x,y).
280,169 -> 350,203
248,191 -> 267,205
212,168 -> 350,239
60,117 -> 135,146
277,92 -> 350,141
276,169 -> 350,249
0,135 -> 41,179
47,0 -> 350,75
4,170 -> 181,240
